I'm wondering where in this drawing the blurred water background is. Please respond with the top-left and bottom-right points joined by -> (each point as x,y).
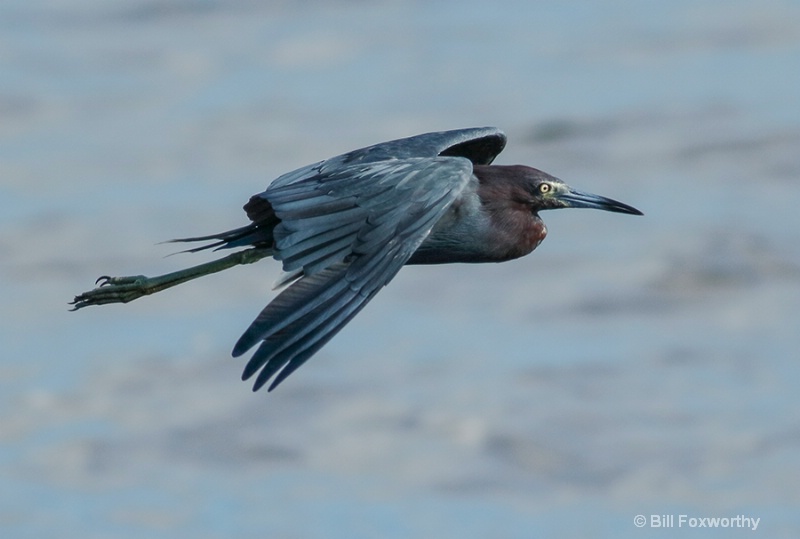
2,0 -> 800,537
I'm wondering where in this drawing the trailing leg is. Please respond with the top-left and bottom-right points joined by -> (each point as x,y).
70,247 -> 272,310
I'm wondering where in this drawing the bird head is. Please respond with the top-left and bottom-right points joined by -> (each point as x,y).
526,169 -> 643,215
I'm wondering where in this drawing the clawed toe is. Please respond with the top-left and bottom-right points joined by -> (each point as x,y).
95,275 -> 143,287
70,275 -> 150,310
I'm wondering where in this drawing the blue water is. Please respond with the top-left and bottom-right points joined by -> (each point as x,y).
3,0 -> 800,537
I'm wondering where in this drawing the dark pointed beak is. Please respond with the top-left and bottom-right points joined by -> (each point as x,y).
557,187 -> 643,215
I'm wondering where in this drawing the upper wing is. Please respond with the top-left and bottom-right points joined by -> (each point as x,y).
262,127 -> 505,193
234,156 -> 475,391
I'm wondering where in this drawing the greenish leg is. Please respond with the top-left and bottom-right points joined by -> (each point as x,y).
70,247 -> 272,310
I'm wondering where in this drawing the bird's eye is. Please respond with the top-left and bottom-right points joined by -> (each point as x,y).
539,183 -> 551,195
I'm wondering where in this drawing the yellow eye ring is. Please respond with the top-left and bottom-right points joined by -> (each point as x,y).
539,183 -> 551,194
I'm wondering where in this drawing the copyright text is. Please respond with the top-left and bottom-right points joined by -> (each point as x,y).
633,514 -> 760,531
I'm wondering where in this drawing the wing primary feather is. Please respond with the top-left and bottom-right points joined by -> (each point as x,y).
245,287 -> 354,383
272,268 -> 303,290
245,243 -> 409,389
262,289 -> 380,391
232,265 -> 351,357
265,306 -> 364,391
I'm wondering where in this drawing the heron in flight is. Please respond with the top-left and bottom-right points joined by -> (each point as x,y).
72,127 -> 642,391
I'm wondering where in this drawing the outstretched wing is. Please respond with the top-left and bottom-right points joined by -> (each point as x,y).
235,156 -> 475,391
264,127 -> 505,191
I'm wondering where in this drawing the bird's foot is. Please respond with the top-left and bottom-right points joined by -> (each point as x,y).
70,275 -> 154,310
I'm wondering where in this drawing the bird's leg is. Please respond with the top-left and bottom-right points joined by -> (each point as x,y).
70,247 -> 272,310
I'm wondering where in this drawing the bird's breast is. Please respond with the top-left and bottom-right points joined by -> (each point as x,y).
491,214 -> 547,260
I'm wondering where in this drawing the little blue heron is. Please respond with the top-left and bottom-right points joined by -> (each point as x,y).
71,127 -> 642,391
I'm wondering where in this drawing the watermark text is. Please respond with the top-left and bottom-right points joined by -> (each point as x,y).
633,514 -> 760,531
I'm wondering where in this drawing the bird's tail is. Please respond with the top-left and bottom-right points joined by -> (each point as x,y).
167,194 -> 279,254
167,222 -> 274,254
